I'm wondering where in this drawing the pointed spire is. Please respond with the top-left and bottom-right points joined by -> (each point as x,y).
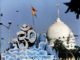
57,3 -> 60,18
56,0 -> 60,18
56,0 -> 62,23
58,5 -> 60,18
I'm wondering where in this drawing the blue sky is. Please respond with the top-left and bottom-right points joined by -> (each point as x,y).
0,0 -> 80,52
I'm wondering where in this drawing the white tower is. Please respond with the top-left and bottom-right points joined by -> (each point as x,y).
47,3 -> 76,50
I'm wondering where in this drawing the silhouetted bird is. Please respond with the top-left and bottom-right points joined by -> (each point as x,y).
74,35 -> 78,37
16,10 -> 19,12
64,0 -> 80,19
0,13 -> 3,17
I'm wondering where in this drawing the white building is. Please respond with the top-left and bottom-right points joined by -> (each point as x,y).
47,17 -> 76,50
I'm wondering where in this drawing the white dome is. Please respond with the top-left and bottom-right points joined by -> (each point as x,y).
48,18 -> 71,40
47,18 -> 76,49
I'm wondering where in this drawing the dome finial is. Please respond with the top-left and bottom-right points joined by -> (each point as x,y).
56,0 -> 62,22
56,0 -> 60,18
